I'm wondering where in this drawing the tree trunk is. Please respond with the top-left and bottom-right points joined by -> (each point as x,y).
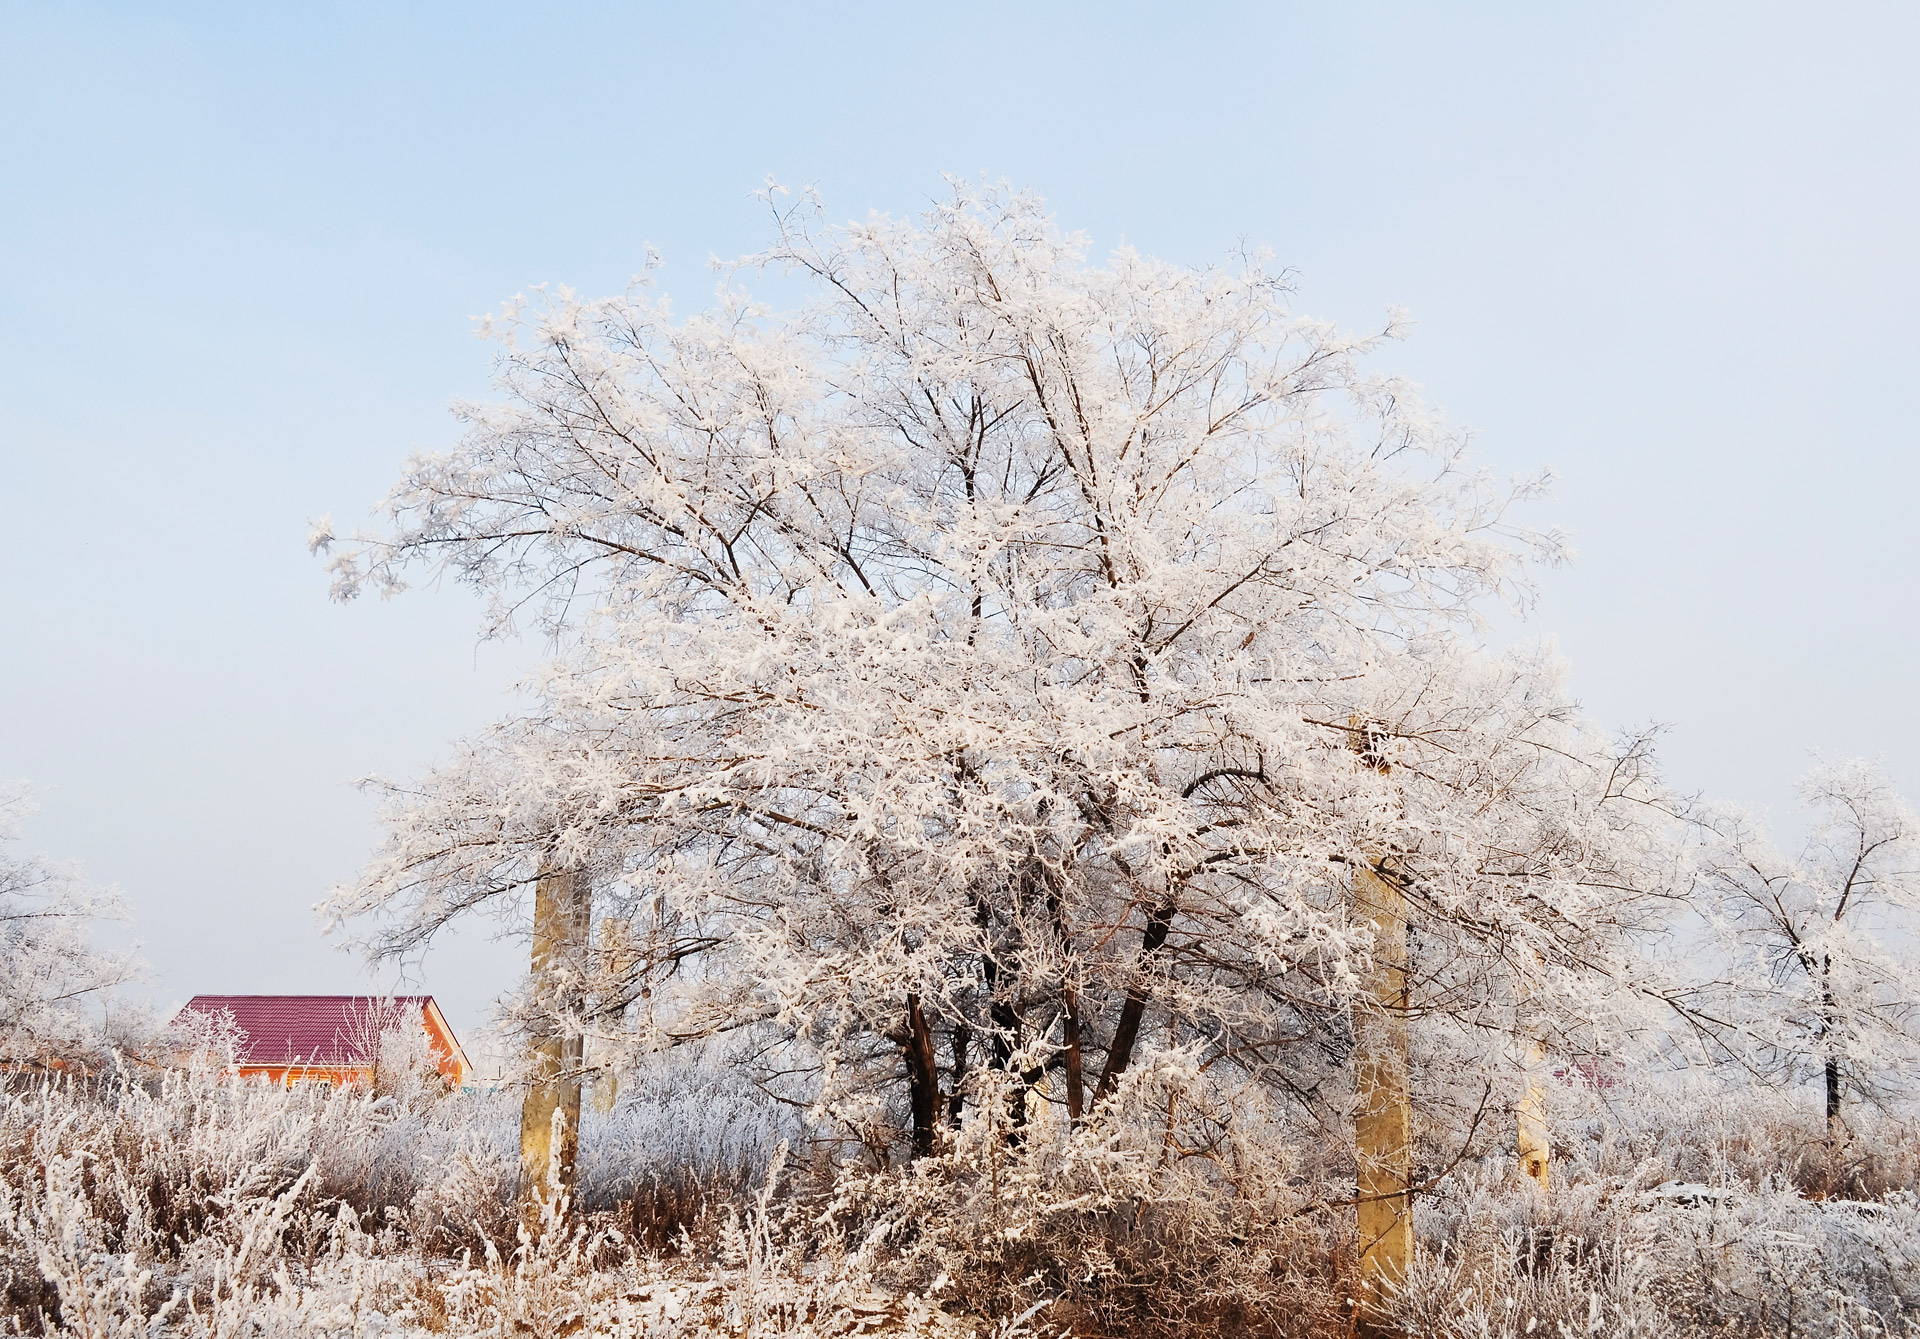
988,990 -> 1033,1138
1822,959 -> 1843,1139
948,1021 -> 971,1126
519,862 -> 588,1227
1045,878 -> 1086,1126
1061,989 -> 1085,1125
1093,903 -> 1173,1102
980,942 -> 1040,1138
1353,855 -> 1412,1334
904,993 -> 940,1158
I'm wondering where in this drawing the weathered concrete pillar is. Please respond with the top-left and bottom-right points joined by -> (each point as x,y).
1350,721 -> 1411,1334
1353,856 -> 1412,1325
519,862 -> 588,1226
1516,1013 -> 1551,1191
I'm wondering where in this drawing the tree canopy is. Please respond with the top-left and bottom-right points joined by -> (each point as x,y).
319,184 -> 1704,1160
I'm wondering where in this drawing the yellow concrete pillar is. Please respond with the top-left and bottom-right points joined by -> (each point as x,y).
1350,720 -> 1411,1333
1353,857 -> 1412,1320
519,862 -> 587,1227
1517,1036 -> 1551,1192
1515,951 -> 1550,1193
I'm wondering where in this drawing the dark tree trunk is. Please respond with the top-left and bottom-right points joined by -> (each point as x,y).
981,948 -> 1042,1139
904,994 -> 940,1159
1044,874 -> 1085,1126
947,1021 -> 971,1125
989,992 -> 1020,1073
990,991 -> 1030,1136
983,947 -> 1016,1069
1094,902 -> 1174,1102
1061,989 -> 1085,1125
1821,958 -> 1843,1137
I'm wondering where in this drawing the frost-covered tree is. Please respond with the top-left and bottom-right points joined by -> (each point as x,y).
1695,760 -> 1920,1128
0,782 -> 144,1064
317,184 -> 1682,1167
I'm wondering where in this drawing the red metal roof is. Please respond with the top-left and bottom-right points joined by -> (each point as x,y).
176,995 -> 457,1070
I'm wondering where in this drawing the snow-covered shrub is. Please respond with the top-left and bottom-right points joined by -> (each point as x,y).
3,1045 -> 1919,1336
1400,1172 -> 1920,1337
0,1053 -> 994,1334
0,1065 -> 1046,1337
577,1034 -> 816,1248
1396,1077 -> 1920,1337
825,1055 -> 1352,1339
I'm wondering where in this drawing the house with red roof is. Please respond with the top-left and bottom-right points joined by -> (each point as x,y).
175,995 -> 470,1089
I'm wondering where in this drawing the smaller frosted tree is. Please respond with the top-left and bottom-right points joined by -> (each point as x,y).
1696,760 -> 1920,1128
0,782 -> 144,1064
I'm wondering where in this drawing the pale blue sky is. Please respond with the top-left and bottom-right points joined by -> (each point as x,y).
4,3 -> 1917,1050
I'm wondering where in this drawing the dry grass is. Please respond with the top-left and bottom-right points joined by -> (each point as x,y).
2,1057 -> 1917,1337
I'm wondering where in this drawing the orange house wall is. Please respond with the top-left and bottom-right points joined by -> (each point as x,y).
419,1001 -> 469,1086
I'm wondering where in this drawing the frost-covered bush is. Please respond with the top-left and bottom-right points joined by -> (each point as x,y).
1400,1175 -> 1920,1337
0,1063 -> 1028,1337
1395,1078 -> 1920,1338
577,1034 -> 815,1247
0,1063 -> 487,1291
2,1050 -> 1919,1336
820,1054 -> 1354,1339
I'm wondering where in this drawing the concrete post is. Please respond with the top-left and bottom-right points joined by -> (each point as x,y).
1353,857 -> 1413,1324
1517,1036 -> 1551,1192
519,862 -> 588,1227
1350,721 -> 1411,1333
1516,955 -> 1550,1193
